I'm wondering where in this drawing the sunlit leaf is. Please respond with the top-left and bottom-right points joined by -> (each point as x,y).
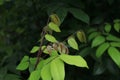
68,37 -> 78,50
92,36 -> 105,47
42,45 -> 49,54
48,22 -> 61,32
29,70 -> 41,80
96,42 -> 110,58
108,47 -> 120,68
30,46 -> 39,53
50,58 -> 65,80
45,34 -> 57,43
60,54 -> 88,68
41,64 -> 52,80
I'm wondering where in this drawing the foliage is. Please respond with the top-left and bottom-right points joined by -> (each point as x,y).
0,0 -> 120,80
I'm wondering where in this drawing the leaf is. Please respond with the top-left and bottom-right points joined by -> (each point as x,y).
42,45 -> 49,54
29,70 -> 41,80
41,64 -> 52,80
106,34 -> 120,42
16,56 -> 29,70
92,36 -> 105,47
69,8 -> 89,24
88,32 -> 100,41
55,7 -> 67,23
29,58 -> 37,72
96,42 -> 110,58
114,22 -> 120,32
50,50 -> 59,56
104,23 -> 111,33
108,47 -> 120,68
36,60 -> 45,70
45,34 -> 57,43
48,22 -> 61,32
60,54 -> 88,68
110,42 -> 120,47
30,46 -> 39,53
76,31 -> 86,43
50,14 -> 61,26
67,37 -> 78,50
79,47 -> 92,57
50,58 -> 65,80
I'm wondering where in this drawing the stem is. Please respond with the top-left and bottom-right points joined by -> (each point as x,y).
34,17 -> 50,70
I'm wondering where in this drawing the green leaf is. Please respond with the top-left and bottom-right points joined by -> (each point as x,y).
110,42 -> 120,47
92,36 -> 105,47
60,54 -> 88,68
69,8 -> 89,24
50,58 -> 65,80
16,56 -> 29,70
88,32 -> 100,41
36,60 -> 45,70
48,22 -> 61,32
96,42 -> 110,58
106,34 -> 120,42
108,47 -> 120,68
56,7 -> 67,23
114,22 -> 120,32
41,64 -> 52,80
104,23 -> 111,33
79,47 -> 92,57
29,58 -> 37,72
45,34 -> 57,43
29,70 -> 41,80
67,37 -> 78,50
30,46 -> 39,53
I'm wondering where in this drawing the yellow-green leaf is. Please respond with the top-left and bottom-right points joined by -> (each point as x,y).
60,54 -> 88,68
50,58 -> 65,80
45,34 -> 57,43
41,64 -> 52,80
92,36 -> 105,47
29,70 -> 41,80
67,37 -> 78,50
96,42 -> 110,58
48,22 -> 61,32
42,46 -> 49,54
108,47 -> 120,68
30,46 -> 39,53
